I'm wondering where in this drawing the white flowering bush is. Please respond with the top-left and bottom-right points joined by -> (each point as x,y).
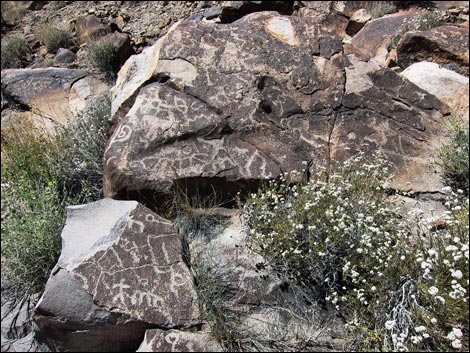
242,152 -> 469,351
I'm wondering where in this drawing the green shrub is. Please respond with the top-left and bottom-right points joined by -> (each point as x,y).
36,24 -> 71,53
243,152 -> 469,351
1,35 -> 31,69
1,1 -> 27,26
1,98 -> 111,300
1,179 -> 66,297
416,12 -> 447,31
86,38 -> 119,80
438,119 -> 469,196
55,97 -> 111,202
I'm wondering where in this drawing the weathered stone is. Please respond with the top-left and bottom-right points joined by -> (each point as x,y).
53,48 -> 77,66
34,199 -> 199,352
331,54 -> 450,193
1,68 -> 87,130
137,329 -> 222,352
105,12 -> 450,198
190,211 -> 285,307
105,12 -> 344,198
400,61 -> 469,121
332,1 -> 398,18
109,21 -> 181,131
344,9 -> 425,62
345,9 -> 372,36
396,25 -> 469,76
75,15 -> 108,44
391,194 -> 448,229
1,68 -> 108,131
25,1 -> 47,11
1,294 -> 50,352
107,32 -> 135,68
68,76 -> 110,118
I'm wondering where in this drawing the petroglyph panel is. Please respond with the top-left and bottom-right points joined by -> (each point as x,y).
105,11 -> 450,197
104,12 -> 344,197
63,200 -> 199,327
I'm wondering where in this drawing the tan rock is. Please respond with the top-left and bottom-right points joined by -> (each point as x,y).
397,25 -> 469,76
400,61 -> 469,122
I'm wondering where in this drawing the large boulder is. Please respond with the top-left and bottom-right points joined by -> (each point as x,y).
104,11 -> 450,200
34,199 -> 199,352
104,12 -> 345,199
344,8 -> 425,63
331,54 -> 450,192
400,61 -> 469,122
1,68 -> 109,131
396,25 -> 469,76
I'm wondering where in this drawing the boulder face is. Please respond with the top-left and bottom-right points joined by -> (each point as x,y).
1,68 -> 109,131
332,54 -> 450,192
34,199 -> 199,352
104,12 -> 345,198
104,11 -> 450,200
396,25 -> 470,76
400,61 -> 469,122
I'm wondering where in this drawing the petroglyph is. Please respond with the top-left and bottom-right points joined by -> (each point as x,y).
105,11 -> 450,198
60,200 -> 200,327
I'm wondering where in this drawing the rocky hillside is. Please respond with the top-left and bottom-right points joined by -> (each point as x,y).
1,1 -> 469,352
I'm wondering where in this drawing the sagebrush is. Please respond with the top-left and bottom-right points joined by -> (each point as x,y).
1,98 -> 110,301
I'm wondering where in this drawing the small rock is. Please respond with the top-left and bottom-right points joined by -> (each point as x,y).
75,15 -> 108,44
53,48 -> 77,66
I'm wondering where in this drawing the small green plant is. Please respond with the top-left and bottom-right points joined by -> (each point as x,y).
416,12 -> 446,31
36,24 -> 71,53
438,118 -> 469,196
1,35 -> 31,69
86,37 -> 119,80
243,152 -> 469,351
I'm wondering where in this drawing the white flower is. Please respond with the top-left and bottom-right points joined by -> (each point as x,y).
446,245 -> 458,252
427,249 -> 437,257
436,296 -> 446,304
428,286 -> 439,296
385,320 -> 396,330
431,318 -> 437,324
415,326 -> 427,333
451,269 -> 463,279
452,339 -> 462,349
452,328 -> 463,339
